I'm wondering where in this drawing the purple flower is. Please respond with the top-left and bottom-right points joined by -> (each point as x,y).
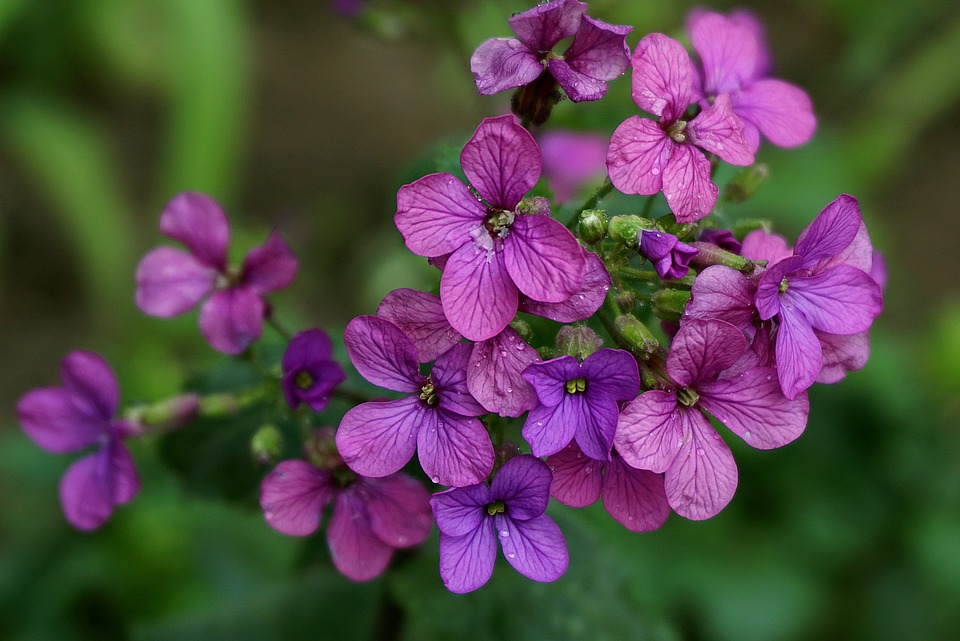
430,455 -> 568,593
260,448 -> 431,582
698,228 -> 742,254
471,0 -> 632,102
335,316 -> 493,487
281,329 -> 346,412
615,319 -> 809,520
606,33 -> 754,222
136,192 -> 298,355
395,116 -> 586,341
547,441 -> 669,532
16,351 -> 140,530
521,349 -> 640,460
687,9 -> 816,152
539,130 -> 608,201
639,229 -> 699,280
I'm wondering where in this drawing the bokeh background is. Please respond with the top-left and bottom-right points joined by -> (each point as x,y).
2,0 -> 959,639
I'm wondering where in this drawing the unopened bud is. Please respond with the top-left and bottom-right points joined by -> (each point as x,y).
688,242 -> 752,272
556,325 -> 602,361
614,315 -> 659,359
304,427 -> 342,469
251,424 -> 283,466
652,288 -> 692,322
125,393 -> 200,434
607,215 -> 654,248
509,319 -> 533,342
615,290 -> 636,312
577,209 -> 608,245
724,163 -> 769,204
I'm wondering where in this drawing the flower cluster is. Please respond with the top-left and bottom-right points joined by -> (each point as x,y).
16,0 -> 883,596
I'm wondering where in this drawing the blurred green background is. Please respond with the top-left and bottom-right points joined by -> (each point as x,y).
2,0 -> 959,639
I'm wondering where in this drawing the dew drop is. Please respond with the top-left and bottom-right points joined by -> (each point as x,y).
475,361 -> 482,368
508,552 -> 516,559
500,350 -> 508,357
515,343 -> 525,351
536,421 -> 543,427
696,448 -> 705,456
744,431 -> 752,440
500,530 -> 509,538
507,387 -> 513,393
651,167 -> 660,175
431,476 -> 440,483
602,284 -> 610,291
397,536 -> 408,545
578,294 -> 585,300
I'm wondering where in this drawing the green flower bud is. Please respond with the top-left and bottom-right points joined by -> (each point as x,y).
577,209 -> 609,245
251,424 -> 283,466
556,325 -> 602,361
724,163 -> 769,204
510,319 -> 533,342
607,215 -> 654,248
614,315 -> 660,359
652,288 -> 692,322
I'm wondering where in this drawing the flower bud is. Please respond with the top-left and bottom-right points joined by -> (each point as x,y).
556,325 -> 602,361
577,209 -> 608,245
688,242 -> 753,272
511,70 -> 562,127
614,315 -> 659,359
652,288 -> 691,322
304,427 -> 343,470
125,393 -> 200,434
509,319 -> 533,342
251,424 -> 283,466
607,215 -> 654,248
724,163 -> 769,204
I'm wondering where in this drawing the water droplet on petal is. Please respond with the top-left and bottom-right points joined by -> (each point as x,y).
536,421 -> 543,427
508,552 -> 516,559
696,448 -> 705,456
500,530 -> 509,538
431,476 -> 440,483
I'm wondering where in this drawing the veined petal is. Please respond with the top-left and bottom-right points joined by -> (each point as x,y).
336,397 -> 423,478
343,315 -> 421,393
158,192 -> 229,270
688,94 -> 754,166
395,173 -> 485,257
775,304 -> 823,400
441,243 -> 518,342
496,514 -> 568,583
602,454 -> 670,532
548,59 -> 609,102
582,349 -> 640,401
259,460 -> 333,536
431,483 -> 491,537
521,355 -> 580,408
198,288 -> 264,355
509,0 -> 586,53
433,343 -> 486,417
461,115 -> 541,210
606,116 -> 672,196
546,441 -> 603,507
741,229 -> 792,264
59,440 -> 140,531
688,10 -> 758,95
816,330 -> 870,384
685,265 -> 757,331
794,194 -> 862,264
523,401 -> 580,459
363,474 -> 433,548
135,247 -> 216,317
438,521 -> 497,594
734,79 -> 816,148
814,221 -> 874,275
377,289 -> 461,363
755,255 -> 804,321
615,390 -> 684,474
328,490 -> 393,582
667,319 -> 747,388
240,230 -> 298,295
519,250 -> 610,322
699,367 -> 809,449
467,328 -> 541,418
786,266 -> 883,334
17,388 -> 107,453
574,390 -> 620,461
417,409 -> 493,487
505,215 -> 585,303
492,455 -> 552,520
665,408 -> 737,520
662,144 -> 717,223
631,33 -> 695,121
471,38 -> 543,95
59,351 -> 119,421
562,15 -> 632,83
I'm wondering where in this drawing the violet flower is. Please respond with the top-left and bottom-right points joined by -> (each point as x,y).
615,319 -> 809,520
606,33 -> 754,222
281,329 -> 346,412
639,229 -> 699,280
395,115 -> 586,341
335,316 -> 494,487
521,348 -> 640,460
260,431 -> 432,582
547,441 -> 670,532
136,192 -> 298,355
471,0 -> 632,102
539,130 -> 608,202
16,351 -> 140,530
687,9 -> 816,152
430,455 -> 568,593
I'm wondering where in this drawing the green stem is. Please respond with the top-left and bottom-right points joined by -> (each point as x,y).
566,177 -> 613,230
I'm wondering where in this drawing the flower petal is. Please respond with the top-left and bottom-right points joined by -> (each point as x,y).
561,15 -> 632,85
491,455 -> 552,520
688,9 -> 758,96
395,173 -> 485,257
240,230 -> 298,295
794,194 -> 862,265
521,355 -> 580,408
630,33 -> 695,121
460,115 -> 541,210
343,315 -> 421,393
664,408 -> 737,520
774,304 -> 823,400
363,474 -> 433,548
336,397 -> 423,478
755,255 -> 804,321
662,144 -> 717,223
505,214 -> 585,303
582,348 -> 640,401
377,289 -> 462,363
417,409 -> 493,487
519,250 -> 610,322
606,116 -> 671,196
685,265 -> 757,331
816,330 -> 870,384
59,351 -> 119,421
430,483 -> 491,537
438,521 -> 497,593
433,343 -> 486,417
496,514 -> 568,583
667,319 -> 747,388
328,489 -> 393,582
786,266 -> 883,334
508,0 -> 586,53
741,229 -> 793,264
440,243 -> 518,342
614,390 -> 683,474
734,79 -> 816,148
259,460 -> 333,536
688,93 -> 754,166
547,59 -> 609,102
158,192 -> 229,270
17,388 -> 106,453
467,328 -> 541,417
546,440 -> 603,507
59,440 -> 140,531
470,38 -> 543,95
198,288 -> 265,355
135,247 -> 216,317
523,400 -> 581,459
602,454 -> 670,532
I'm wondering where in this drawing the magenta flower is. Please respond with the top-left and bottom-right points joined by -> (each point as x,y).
395,116 -> 586,341
471,0 -> 631,102
16,351 -> 140,530
136,192 -> 298,355
431,455 -> 568,593
615,319 -> 809,520
336,316 -> 494,487
281,329 -> 346,412
539,130 -> 609,202
547,441 -> 670,532
260,442 -> 432,581
698,228 -> 742,254
687,9 -> 816,152
606,34 -> 754,222
521,348 -> 640,460
639,229 -> 699,280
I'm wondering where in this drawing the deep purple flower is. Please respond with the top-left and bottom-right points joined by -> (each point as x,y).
260,436 -> 432,582
547,441 -> 669,532
606,33 -> 754,222
395,116 -> 586,341
136,192 -> 298,355
615,319 -> 809,520
639,229 -> 699,280
471,0 -> 632,102
431,455 -> 568,593
698,228 -> 743,254
539,130 -> 608,201
281,329 -> 346,412
16,351 -> 140,530
687,9 -> 816,152
521,349 -> 639,460
336,316 -> 493,487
